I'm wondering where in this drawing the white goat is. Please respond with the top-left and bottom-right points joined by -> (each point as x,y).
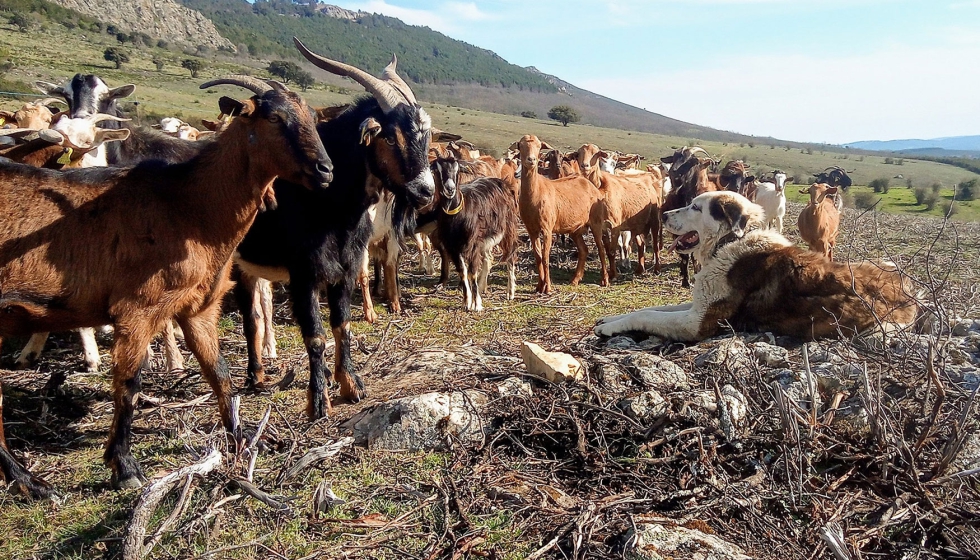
754,171 -> 788,233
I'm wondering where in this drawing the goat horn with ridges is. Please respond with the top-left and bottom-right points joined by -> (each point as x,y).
37,97 -> 67,107
199,75 -> 273,96
89,114 -> 131,124
381,54 -> 418,106
293,37 -> 406,113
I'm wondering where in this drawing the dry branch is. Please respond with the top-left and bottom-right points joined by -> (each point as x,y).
279,436 -> 354,483
122,448 -> 222,560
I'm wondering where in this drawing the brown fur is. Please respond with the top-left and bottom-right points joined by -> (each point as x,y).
0,88 -> 330,498
797,183 -> 840,259
517,135 -> 604,293
706,246 -> 917,339
661,147 -> 722,287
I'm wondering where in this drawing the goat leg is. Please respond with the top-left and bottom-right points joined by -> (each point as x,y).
570,232 -> 590,287
0,377 -> 56,499
233,271 -> 267,389
292,280 -> 333,419
258,280 -> 277,359
177,312 -> 238,437
635,234 -> 647,275
327,282 -> 366,403
104,324 -> 156,490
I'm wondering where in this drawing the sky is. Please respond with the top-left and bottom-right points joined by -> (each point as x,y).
316,0 -> 979,144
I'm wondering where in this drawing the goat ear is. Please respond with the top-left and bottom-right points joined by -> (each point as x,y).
93,128 -> 131,145
798,188 -> 809,194
108,84 -> 136,100
539,141 -> 555,151
218,96 -> 247,117
507,141 -> 520,152
359,117 -> 383,146
710,196 -> 749,238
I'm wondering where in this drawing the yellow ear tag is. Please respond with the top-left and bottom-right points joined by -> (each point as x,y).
57,147 -> 73,165
0,117 -> 5,126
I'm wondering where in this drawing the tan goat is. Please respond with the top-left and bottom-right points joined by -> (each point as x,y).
576,144 -> 664,282
797,183 -> 840,259
516,135 -> 604,293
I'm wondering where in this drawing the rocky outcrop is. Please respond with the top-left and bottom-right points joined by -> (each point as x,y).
49,0 -> 234,51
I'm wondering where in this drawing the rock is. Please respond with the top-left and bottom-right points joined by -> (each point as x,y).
619,390 -> 668,422
952,319 -> 974,337
621,354 -> 690,391
521,342 -> 583,383
773,370 -> 822,410
803,342 -> 833,364
953,432 -> 980,472
342,391 -> 487,451
751,342 -> 789,367
718,385 -> 748,442
497,377 -> 532,398
626,520 -> 751,560
833,398 -> 870,435
606,336 -> 637,350
637,336 -> 665,350
696,338 -> 752,373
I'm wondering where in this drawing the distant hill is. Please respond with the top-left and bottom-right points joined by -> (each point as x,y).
846,135 -> 980,154
179,0 -> 796,145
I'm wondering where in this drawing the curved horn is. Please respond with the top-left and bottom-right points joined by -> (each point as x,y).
36,97 -> 67,107
688,147 -> 710,159
89,114 -> 131,125
380,54 -> 417,106
199,75 -> 273,96
293,37 -> 404,113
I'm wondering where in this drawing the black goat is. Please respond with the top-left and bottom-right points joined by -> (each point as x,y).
36,74 -> 205,165
232,39 -> 434,419
431,157 -> 519,311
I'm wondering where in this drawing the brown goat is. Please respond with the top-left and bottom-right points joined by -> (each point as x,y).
577,144 -> 664,282
0,77 -> 331,499
516,135 -> 604,293
797,183 -> 840,259
0,98 -> 66,129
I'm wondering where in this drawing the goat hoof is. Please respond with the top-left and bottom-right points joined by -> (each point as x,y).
9,475 -> 58,501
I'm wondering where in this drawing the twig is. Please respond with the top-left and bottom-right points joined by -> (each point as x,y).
122,448 -> 222,560
818,522 -> 853,560
914,341 -> 944,455
246,406 -> 272,482
230,478 -> 292,512
279,437 -> 355,483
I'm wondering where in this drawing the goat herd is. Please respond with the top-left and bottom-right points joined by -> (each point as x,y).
0,38 -> 853,499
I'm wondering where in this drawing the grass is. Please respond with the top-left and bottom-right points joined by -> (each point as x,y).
785,184 -> 980,222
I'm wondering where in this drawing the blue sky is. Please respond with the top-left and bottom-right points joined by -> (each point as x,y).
317,1 -> 980,143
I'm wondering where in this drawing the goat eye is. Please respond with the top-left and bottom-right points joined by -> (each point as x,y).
385,136 -> 397,146
268,114 -> 281,123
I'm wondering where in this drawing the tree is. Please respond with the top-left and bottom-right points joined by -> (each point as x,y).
181,59 -> 205,78
520,110 -> 536,119
152,56 -> 165,72
10,13 -> 33,32
294,70 -> 315,91
267,60 -> 302,84
548,105 -> 580,127
957,178 -> 978,201
103,47 -> 130,69
870,178 -> 890,193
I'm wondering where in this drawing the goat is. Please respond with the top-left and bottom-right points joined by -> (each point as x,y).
576,144 -> 664,281
814,166 -> 852,211
753,170 -> 788,233
430,157 -> 518,311
232,39 -> 434,420
0,98 -> 66,129
36,74 -> 205,166
797,183 -> 840,259
516,135 -> 604,293
0,76 -> 331,499
660,146 -> 722,287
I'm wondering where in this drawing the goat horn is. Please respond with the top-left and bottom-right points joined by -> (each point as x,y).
380,54 -> 418,106
89,114 -> 131,124
199,75 -> 273,96
689,147 -> 710,158
0,127 -> 36,137
293,37 -> 405,113
37,97 -> 67,107
266,80 -> 290,93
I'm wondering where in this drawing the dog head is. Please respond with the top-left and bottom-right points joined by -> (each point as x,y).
663,191 -> 766,262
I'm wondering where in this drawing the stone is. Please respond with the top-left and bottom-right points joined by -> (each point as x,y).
952,319 -> 974,337
803,342 -> 833,364
342,391 -> 488,451
718,385 -> 748,442
606,336 -> 637,350
497,377 -> 532,398
773,369 -> 822,410
619,390 -> 668,422
696,338 -> 752,373
627,520 -> 752,560
833,398 -> 870,435
751,342 -> 789,367
621,353 -> 690,391
637,336 -> 665,350
953,432 -> 980,472
521,342 -> 584,383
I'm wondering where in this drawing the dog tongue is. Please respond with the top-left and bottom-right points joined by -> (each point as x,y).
668,231 -> 698,253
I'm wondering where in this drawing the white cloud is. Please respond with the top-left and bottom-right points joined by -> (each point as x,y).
577,44 -> 980,143
343,0 -> 497,34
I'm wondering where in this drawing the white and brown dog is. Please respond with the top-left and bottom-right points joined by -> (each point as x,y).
595,191 -> 918,341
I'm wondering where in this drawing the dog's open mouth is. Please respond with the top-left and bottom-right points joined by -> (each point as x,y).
669,231 -> 699,253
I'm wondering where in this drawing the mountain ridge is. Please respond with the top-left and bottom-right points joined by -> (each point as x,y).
845,135 -> 980,153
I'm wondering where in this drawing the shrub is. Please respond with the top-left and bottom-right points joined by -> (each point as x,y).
157,39 -> 169,49
914,187 -> 928,205
520,111 -> 536,119
853,192 -> 878,210
267,60 -> 302,84
943,201 -> 959,216
294,70 -> 315,91
924,192 -> 939,211
181,58 -> 205,78
931,182 -> 942,194
884,157 -> 893,165
547,105 -> 580,126
956,178 -> 978,201
103,47 -> 129,69
869,178 -> 890,193
152,56 -> 165,72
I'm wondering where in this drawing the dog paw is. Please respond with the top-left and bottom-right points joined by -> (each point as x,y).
594,322 -> 618,338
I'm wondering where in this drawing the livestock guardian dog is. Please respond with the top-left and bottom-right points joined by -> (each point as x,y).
594,192 -> 918,341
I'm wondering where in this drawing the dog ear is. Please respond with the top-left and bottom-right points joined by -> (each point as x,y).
710,196 -> 749,237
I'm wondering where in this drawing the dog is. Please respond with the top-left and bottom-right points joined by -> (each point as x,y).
594,191 -> 918,341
